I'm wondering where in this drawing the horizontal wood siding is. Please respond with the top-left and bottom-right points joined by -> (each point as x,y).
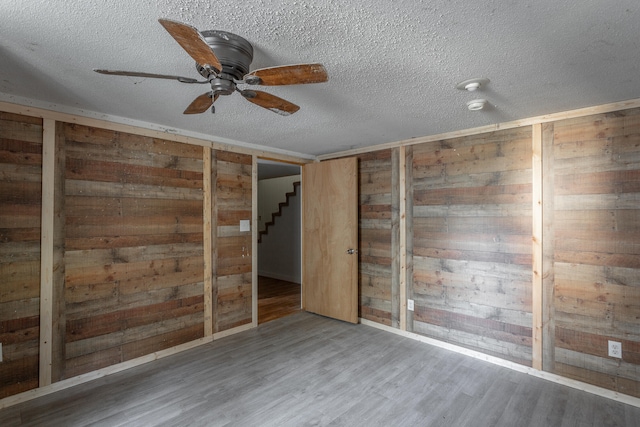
62,124 -> 205,378
213,150 -> 252,332
357,150 -> 395,326
0,113 -> 42,398
410,127 -> 534,365
551,108 -> 640,397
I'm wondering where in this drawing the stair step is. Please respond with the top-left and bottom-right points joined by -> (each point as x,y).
259,181 -> 300,243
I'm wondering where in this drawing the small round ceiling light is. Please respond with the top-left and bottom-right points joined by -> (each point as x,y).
467,99 -> 487,111
456,77 -> 490,92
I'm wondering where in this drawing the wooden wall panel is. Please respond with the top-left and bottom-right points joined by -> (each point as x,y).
550,108 -> 640,397
410,127 -> 534,365
213,150 -> 252,332
61,124 -> 205,378
356,150 -> 395,326
0,113 -> 42,398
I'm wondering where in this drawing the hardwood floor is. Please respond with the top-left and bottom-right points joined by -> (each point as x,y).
2,312 -> 639,426
258,276 -> 301,324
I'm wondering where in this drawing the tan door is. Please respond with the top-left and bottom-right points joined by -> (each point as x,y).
302,157 -> 358,323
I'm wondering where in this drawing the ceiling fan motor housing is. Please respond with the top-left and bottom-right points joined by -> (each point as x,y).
198,30 -> 253,81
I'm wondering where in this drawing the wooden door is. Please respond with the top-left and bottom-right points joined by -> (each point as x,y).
302,158 -> 358,323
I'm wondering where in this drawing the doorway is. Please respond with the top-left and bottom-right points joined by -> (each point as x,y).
256,159 -> 302,324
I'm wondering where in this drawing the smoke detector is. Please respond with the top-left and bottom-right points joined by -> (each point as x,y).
456,78 -> 490,92
467,99 -> 487,111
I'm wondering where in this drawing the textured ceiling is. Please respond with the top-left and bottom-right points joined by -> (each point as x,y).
2,0 -> 639,158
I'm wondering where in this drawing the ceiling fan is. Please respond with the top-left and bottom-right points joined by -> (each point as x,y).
94,19 -> 328,116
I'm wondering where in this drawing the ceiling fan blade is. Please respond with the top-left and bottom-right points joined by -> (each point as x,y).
184,92 -> 218,114
158,18 -> 222,73
240,90 -> 300,116
93,69 -> 207,83
244,63 -> 328,86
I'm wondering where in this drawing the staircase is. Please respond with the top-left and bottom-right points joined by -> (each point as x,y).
258,181 -> 300,243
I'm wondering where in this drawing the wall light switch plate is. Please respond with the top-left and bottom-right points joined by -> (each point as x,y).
239,220 -> 250,232
407,299 -> 414,311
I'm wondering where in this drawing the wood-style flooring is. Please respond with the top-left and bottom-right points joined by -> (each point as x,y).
258,276 -> 301,324
1,312 -> 639,426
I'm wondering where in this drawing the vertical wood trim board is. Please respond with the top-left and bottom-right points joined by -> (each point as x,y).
300,164 -> 307,312
531,123 -> 543,370
398,146 -> 407,331
251,155 -> 258,327
210,150 -> 219,333
404,146 -> 414,332
541,122 -> 556,373
391,148 -> 401,328
38,118 -> 55,387
51,122 -> 66,382
203,147 -> 213,337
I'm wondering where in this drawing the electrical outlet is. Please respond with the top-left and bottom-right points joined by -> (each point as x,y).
407,299 -> 414,311
608,340 -> 622,358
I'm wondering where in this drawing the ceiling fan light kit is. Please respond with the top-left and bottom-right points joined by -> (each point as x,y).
94,19 -> 328,116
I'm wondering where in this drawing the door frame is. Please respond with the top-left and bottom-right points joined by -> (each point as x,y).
253,157 -> 306,325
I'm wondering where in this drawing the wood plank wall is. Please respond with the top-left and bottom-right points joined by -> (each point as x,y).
334,107 -> 639,398
61,124 -> 205,378
357,150 -> 397,326
2,101 -> 639,402
409,127 -> 534,366
0,108 -> 262,400
0,113 -> 43,398
212,150 -> 253,332
548,108 -> 640,397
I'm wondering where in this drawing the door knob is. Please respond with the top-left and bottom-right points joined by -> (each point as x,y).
346,248 -> 358,255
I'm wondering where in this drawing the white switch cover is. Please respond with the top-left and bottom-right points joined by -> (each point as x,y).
608,340 -> 622,358
407,299 -> 414,311
239,220 -> 251,232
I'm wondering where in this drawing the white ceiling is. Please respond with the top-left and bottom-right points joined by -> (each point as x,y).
2,1 -> 639,158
